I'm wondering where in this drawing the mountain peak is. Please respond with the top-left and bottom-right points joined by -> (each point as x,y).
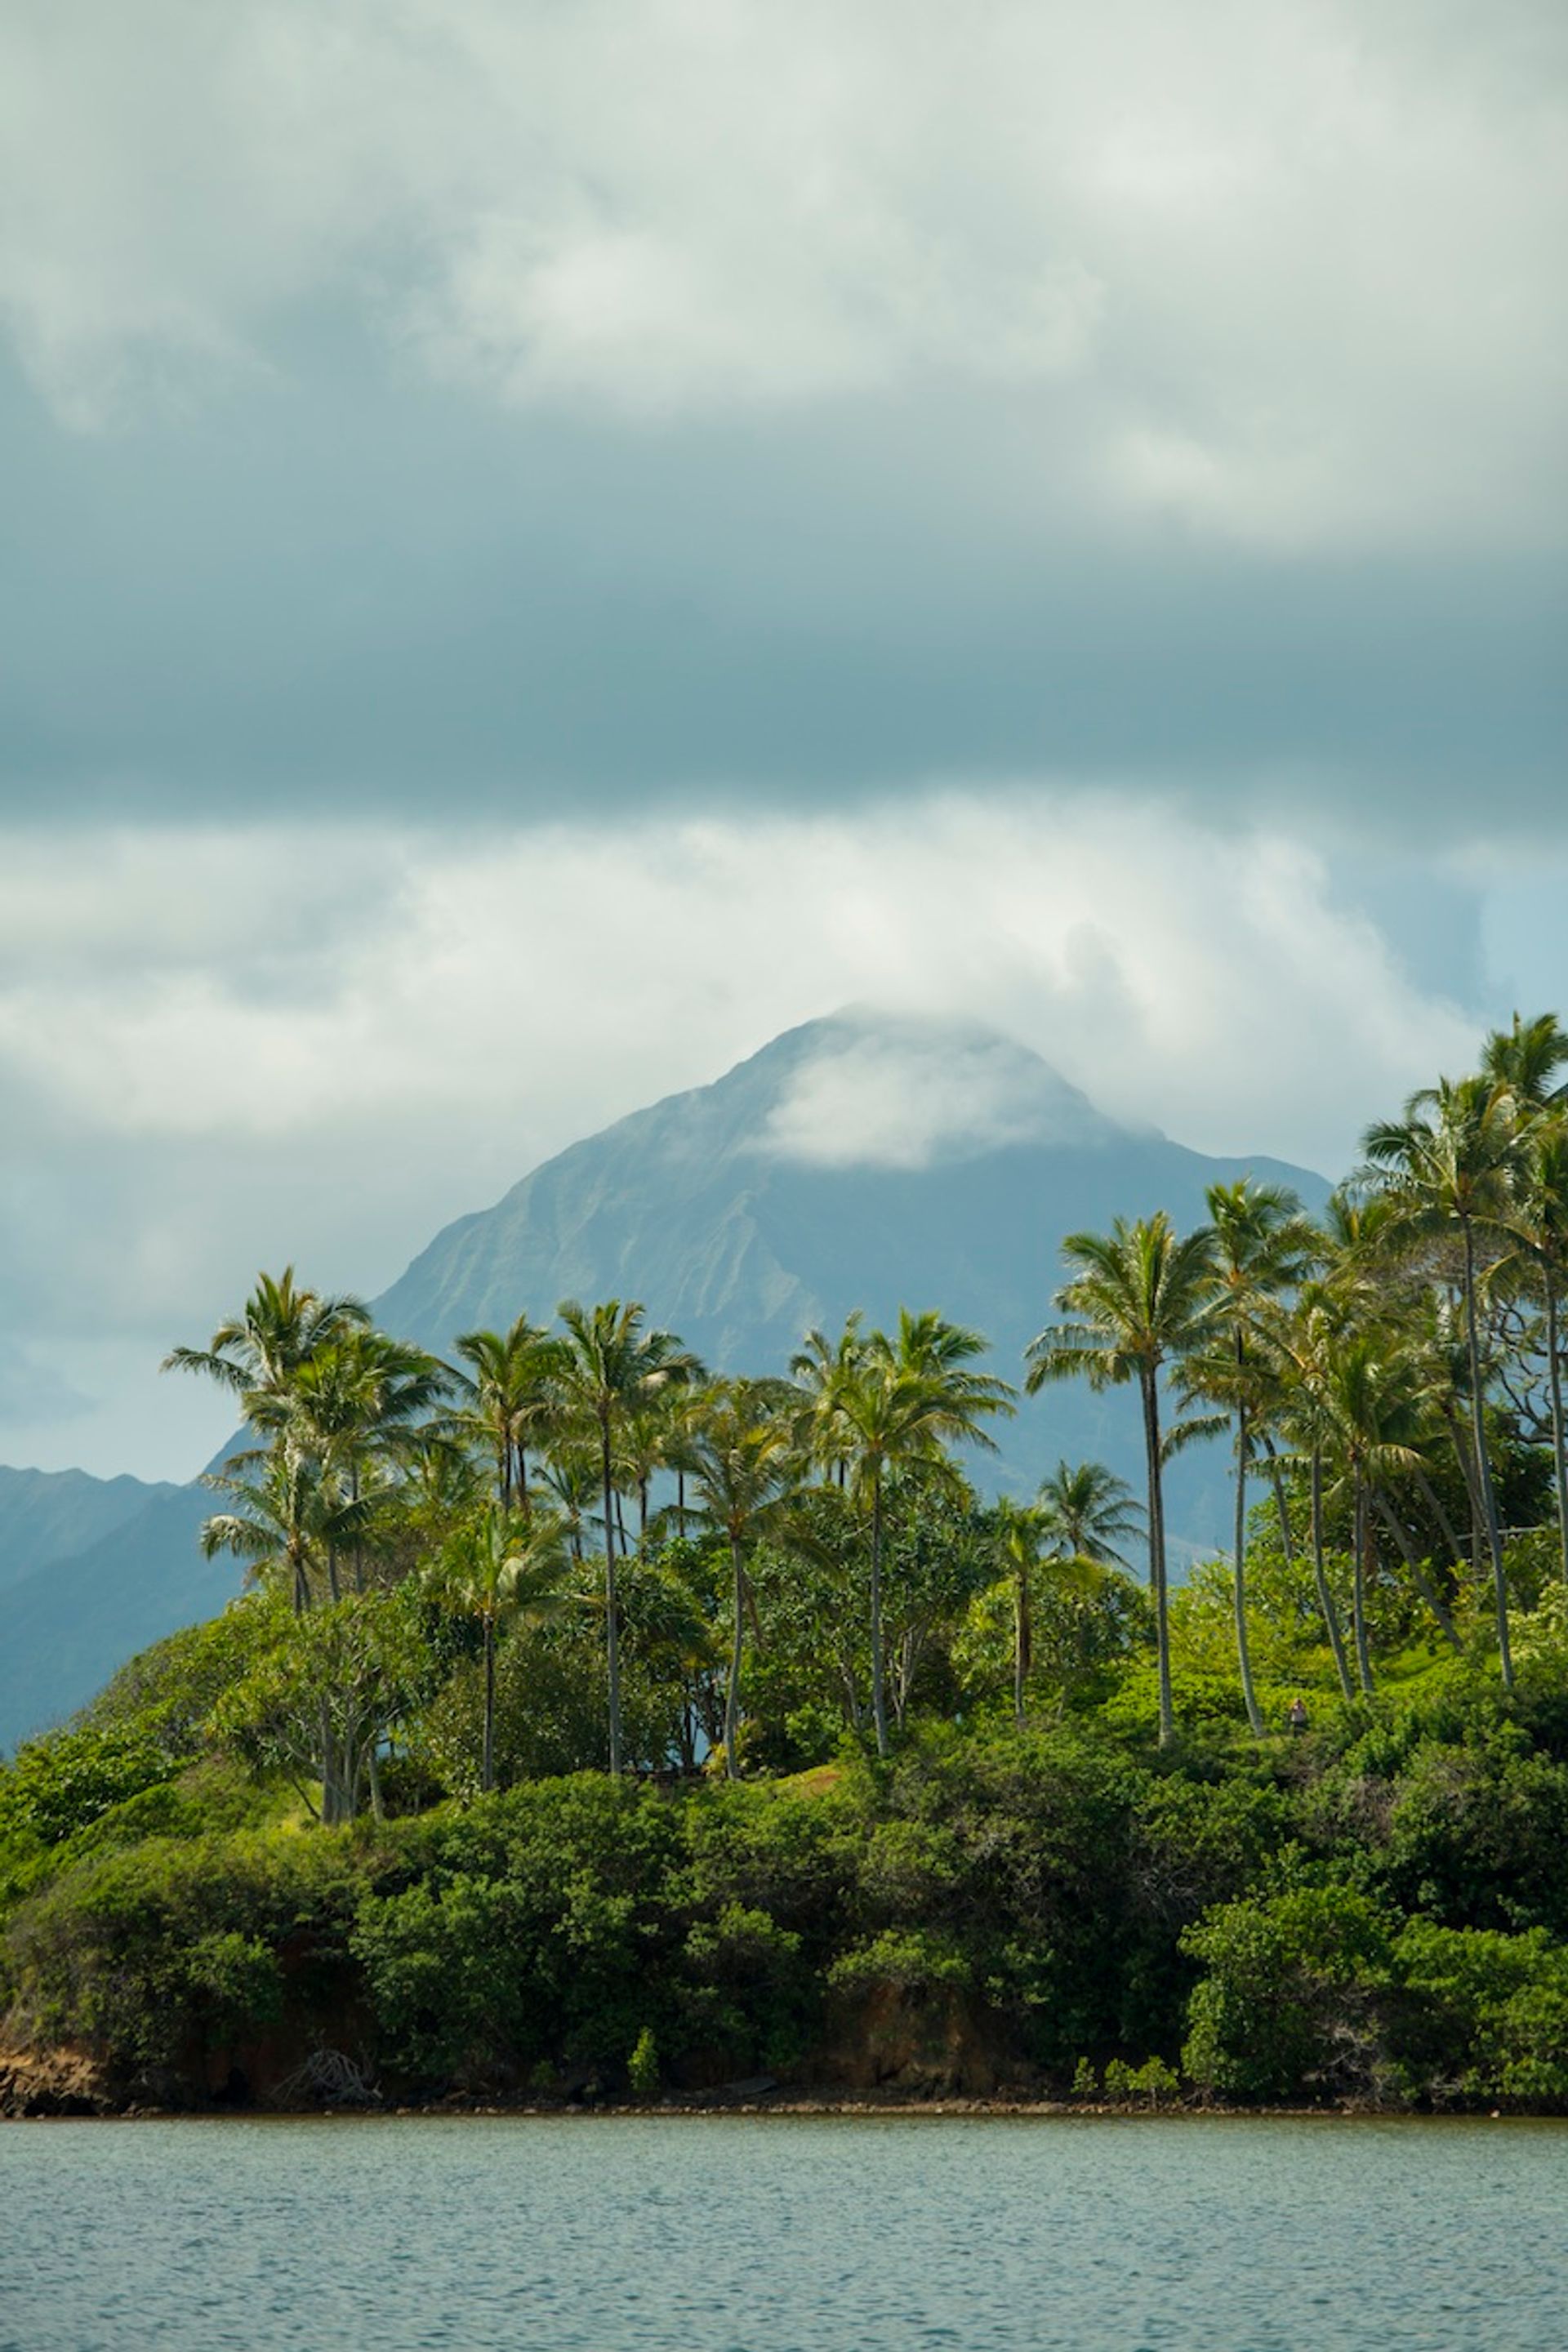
724,1006 -> 1135,1171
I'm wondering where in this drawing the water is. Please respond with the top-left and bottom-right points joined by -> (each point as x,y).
4,2113 -> 1566,2352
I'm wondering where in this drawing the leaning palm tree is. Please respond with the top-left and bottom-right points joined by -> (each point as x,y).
790,1315 -> 870,1490
826,1312 -> 1013,1756
1183,1181 -> 1317,1734
1027,1214 -> 1218,1747
426,1504 -> 572,1793
673,1379 -> 803,1776
1361,1074 -> 1525,1689
551,1299 -> 703,1772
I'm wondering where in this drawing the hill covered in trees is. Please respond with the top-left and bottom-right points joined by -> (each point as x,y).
6,1012 -> 1568,2116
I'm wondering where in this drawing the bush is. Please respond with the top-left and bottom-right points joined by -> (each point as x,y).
1182,1886 -> 1395,2103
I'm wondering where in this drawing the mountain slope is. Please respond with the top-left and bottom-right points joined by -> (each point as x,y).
378,1010 -> 1330,1527
0,1464 -> 178,1598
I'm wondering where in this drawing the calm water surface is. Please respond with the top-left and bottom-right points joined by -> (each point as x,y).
4,2114 -> 1566,2352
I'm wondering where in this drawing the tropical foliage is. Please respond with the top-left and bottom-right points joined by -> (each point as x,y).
8,1013 -> 1568,2110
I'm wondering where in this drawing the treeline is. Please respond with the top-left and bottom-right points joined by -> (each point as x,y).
7,1011 -> 1568,2110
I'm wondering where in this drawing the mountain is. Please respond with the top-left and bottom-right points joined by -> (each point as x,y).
0,1485 -> 221,1752
0,1464 -> 179,1597
378,1009 -> 1330,1532
1,1010 -> 1331,1751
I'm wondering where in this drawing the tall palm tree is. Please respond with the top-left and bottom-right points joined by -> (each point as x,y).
163,1267 -> 370,1428
825,1312 -> 1013,1756
427,1505 -> 572,1793
1027,1214 -> 1218,1747
674,1379 -> 802,1776
552,1299 -> 703,1772
1361,1075 -> 1525,1689
449,1317 -> 562,1520
1507,1115 -> 1568,1584
791,1315 -> 870,1490
1266,1281 -> 1356,1700
1313,1327 -> 1430,1693
1185,1181 -> 1317,1734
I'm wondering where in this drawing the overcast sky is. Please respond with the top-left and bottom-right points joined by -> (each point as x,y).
2,0 -> 1565,1478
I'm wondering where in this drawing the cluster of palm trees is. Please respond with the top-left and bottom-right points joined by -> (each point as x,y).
1031,1014 -> 1568,1742
164,1010 -> 1568,1789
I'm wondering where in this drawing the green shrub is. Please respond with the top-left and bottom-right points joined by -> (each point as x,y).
1182,1886 -> 1395,2103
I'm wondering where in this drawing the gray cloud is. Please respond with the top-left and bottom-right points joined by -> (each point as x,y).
0,1 -> 1561,839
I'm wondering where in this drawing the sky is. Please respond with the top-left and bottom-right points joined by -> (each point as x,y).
1,0 -> 1565,1480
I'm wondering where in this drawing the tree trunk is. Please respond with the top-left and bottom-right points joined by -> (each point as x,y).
1269,1442 -> 1352,1700
1372,1494 -> 1462,1650
1013,1557 -> 1031,1729
869,1468 -> 889,1757
1232,1405 -> 1263,1735
601,1412 -> 623,1775
1142,1369 -> 1174,1748
482,1615 -> 497,1795
1352,1476 -> 1374,1694
1411,1461 -> 1468,1584
325,1542 -> 341,1606
1548,1276 -> 1568,1589
517,1441 -> 531,1526
1463,1217 -> 1513,1690
724,1534 -> 745,1779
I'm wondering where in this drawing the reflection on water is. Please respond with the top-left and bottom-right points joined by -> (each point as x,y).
4,2113 -> 1567,2352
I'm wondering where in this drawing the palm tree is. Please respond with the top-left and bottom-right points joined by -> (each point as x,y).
552,1299 -> 703,1772
1361,1075 -> 1525,1689
449,1318 -> 562,1520
1034,1459 -> 1143,1568
163,1267 -> 370,1428
199,1441 -> 372,1615
993,1499 -> 1045,1726
1313,1327 -> 1431,1693
1267,1281 -> 1356,1701
1027,1214 -> 1218,1747
1507,1115 -> 1568,1584
268,1330 -> 449,1597
791,1316 -> 870,1490
1185,1181 -> 1317,1734
426,1505 -> 572,1793
674,1379 -> 802,1776
825,1312 -> 1013,1756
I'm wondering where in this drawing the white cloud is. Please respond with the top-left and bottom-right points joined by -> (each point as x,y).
1,0 -> 1561,546
758,1022 -> 1125,1169
0,788 -> 1502,1475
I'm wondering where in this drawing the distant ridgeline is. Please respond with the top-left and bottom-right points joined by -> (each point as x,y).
7,1009 -> 1568,2118
0,1012 -> 1327,1747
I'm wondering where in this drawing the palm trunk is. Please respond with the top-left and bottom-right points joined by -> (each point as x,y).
870,1468 -> 889,1757
677,1470 -> 687,1536
1548,1276 -> 1568,1589
517,1441 -> 531,1526
1271,1441 -> 1352,1700
1372,1494 -> 1462,1650
1232,1405 -> 1263,1735
1352,1475 -> 1374,1694
601,1411 -> 622,1775
1411,1461 -> 1467,1583
1013,1557 -> 1031,1729
1463,1217 -> 1513,1690
482,1615 -> 497,1794
325,1542 -> 341,1606
1142,1369 -> 1174,1748
724,1534 -> 745,1779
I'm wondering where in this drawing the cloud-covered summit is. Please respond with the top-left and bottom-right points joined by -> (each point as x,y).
756,1010 -> 1134,1170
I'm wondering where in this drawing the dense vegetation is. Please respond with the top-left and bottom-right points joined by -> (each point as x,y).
6,1013 -> 1568,2114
